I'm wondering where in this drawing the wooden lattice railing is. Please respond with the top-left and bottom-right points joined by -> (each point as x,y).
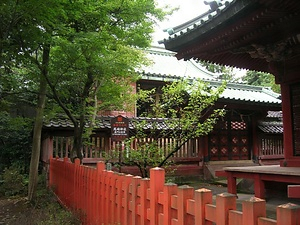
49,157 -> 300,225
51,136 -> 202,160
259,134 -> 284,160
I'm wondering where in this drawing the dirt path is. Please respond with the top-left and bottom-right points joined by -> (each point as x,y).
0,197 -> 32,225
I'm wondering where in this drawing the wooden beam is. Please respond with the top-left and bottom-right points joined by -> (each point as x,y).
288,185 -> 300,198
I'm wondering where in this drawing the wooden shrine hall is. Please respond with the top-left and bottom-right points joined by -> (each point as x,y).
160,0 -> 300,198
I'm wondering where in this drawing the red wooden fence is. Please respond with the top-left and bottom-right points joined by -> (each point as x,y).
49,157 -> 300,225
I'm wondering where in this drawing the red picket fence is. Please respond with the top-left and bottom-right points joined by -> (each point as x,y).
49,157 -> 300,225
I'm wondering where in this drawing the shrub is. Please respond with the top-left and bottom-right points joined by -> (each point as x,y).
0,164 -> 28,197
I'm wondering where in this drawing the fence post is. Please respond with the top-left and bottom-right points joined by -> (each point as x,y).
139,178 -> 150,225
123,174 -> 133,225
131,176 -> 142,225
150,167 -> 165,225
277,203 -> 300,225
115,173 -> 124,224
242,197 -> 266,225
110,172 -> 118,224
74,159 -> 80,219
194,188 -> 213,225
177,185 -> 195,225
96,161 -> 105,224
216,193 -> 236,225
63,157 -> 68,204
91,166 -> 98,224
162,183 -> 178,225
106,170 -> 114,224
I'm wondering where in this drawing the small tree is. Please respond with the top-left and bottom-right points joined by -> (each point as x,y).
107,78 -> 226,177
242,70 -> 280,93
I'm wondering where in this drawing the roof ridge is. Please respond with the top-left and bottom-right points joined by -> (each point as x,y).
159,0 -> 235,43
146,46 -> 175,56
262,87 -> 281,99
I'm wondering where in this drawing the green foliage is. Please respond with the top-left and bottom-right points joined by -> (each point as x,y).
108,79 -> 226,174
198,61 -> 237,81
0,112 -> 33,173
0,164 -> 28,197
1,173 -> 81,224
41,0 -> 170,160
33,174 -> 80,224
147,79 -> 226,137
105,137 -> 173,178
35,189 -> 81,225
242,70 -> 281,93
140,79 -> 226,167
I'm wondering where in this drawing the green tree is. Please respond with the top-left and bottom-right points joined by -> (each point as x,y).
242,70 -> 280,93
0,0 -> 63,201
44,0 -> 168,161
107,79 -> 226,177
0,112 -> 33,173
1,0 -> 170,200
199,61 -> 237,81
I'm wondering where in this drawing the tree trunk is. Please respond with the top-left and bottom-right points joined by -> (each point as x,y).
28,45 -> 49,201
71,126 -> 83,162
27,76 -> 47,201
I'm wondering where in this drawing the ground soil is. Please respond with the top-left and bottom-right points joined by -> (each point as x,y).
0,196 -> 37,225
0,194 -> 81,225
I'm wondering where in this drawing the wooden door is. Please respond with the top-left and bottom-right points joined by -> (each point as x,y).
208,114 -> 251,161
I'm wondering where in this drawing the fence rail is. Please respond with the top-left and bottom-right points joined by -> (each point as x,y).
49,157 -> 300,225
259,134 -> 284,158
51,136 -> 202,160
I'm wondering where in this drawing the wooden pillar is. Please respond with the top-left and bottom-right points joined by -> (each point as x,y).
42,136 -> 53,163
253,174 -> 265,199
203,136 -> 209,162
280,83 -> 293,160
251,117 -> 259,162
227,173 -> 237,195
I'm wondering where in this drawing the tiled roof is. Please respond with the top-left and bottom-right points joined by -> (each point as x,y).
138,46 -> 281,107
160,0 -> 300,73
43,116 -> 171,131
266,111 -> 282,119
44,114 -> 283,134
137,46 -> 218,80
258,121 -> 283,134
257,111 -> 283,134
159,0 -> 236,46
215,83 -> 281,105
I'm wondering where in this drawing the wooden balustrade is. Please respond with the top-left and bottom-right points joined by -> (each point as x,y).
49,157 -> 300,225
259,135 -> 284,158
50,136 -> 202,160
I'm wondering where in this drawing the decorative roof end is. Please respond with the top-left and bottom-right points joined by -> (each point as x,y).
204,0 -> 222,12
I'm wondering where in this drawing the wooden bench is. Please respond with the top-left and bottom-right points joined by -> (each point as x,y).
216,165 -> 300,199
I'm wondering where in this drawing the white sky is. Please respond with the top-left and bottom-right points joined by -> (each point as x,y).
152,0 -> 247,77
152,0 -> 209,44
